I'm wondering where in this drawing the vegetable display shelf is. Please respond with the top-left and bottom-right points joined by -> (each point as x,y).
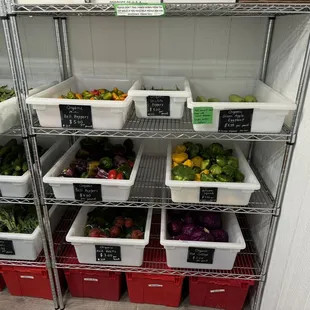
53,208 -> 262,281
33,107 -> 291,142
0,191 -> 35,204
45,155 -> 275,215
8,2 -> 310,17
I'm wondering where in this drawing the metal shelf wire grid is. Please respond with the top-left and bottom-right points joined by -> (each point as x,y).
53,208 -> 263,281
9,2 -> 310,17
34,107 -> 291,142
45,155 -> 275,215
0,192 -> 35,204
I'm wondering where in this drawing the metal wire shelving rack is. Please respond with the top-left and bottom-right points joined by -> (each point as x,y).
1,1 -> 310,310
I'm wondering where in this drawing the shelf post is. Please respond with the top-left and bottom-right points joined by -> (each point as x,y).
61,17 -> 72,79
247,17 -> 275,163
54,17 -> 65,82
2,15 -> 59,309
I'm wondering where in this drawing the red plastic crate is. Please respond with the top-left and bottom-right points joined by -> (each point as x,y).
126,273 -> 184,307
0,275 -> 5,291
189,277 -> 254,310
64,269 -> 124,301
0,266 -> 65,300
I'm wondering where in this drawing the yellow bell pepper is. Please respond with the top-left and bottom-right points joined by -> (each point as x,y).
173,145 -> 187,154
172,162 -> 179,168
195,173 -> 201,181
201,169 -> 210,175
192,156 -> 203,168
183,159 -> 194,168
172,152 -> 188,164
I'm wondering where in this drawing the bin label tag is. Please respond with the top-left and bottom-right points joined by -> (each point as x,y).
0,239 -> 15,255
115,4 -> 165,17
193,107 -> 213,124
218,109 -> 253,133
96,245 -> 121,261
199,187 -> 218,202
59,104 -> 93,129
187,247 -> 215,264
147,96 -> 170,117
74,184 -> 102,201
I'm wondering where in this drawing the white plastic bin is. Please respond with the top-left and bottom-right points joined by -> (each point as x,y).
43,137 -> 143,201
15,0 -> 160,3
66,206 -> 153,266
26,76 -> 135,130
0,82 -> 57,134
160,208 -> 245,269
0,205 -> 66,261
128,76 -> 191,119
166,141 -> 260,206
187,78 -> 296,133
0,137 -> 68,198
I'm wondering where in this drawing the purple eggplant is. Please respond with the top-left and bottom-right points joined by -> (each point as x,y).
96,168 -> 108,179
114,155 -> 128,168
211,229 -> 229,242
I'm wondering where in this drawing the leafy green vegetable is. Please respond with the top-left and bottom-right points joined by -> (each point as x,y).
0,85 -> 15,102
172,165 -> 195,181
0,205 -> 38,233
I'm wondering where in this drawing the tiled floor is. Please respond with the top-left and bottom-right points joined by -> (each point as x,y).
0,290 -> 214,310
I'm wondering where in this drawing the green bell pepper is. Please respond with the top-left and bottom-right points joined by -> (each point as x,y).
216,155 -> 227,167
201,173 -> 215,182
210,164 -> 222,175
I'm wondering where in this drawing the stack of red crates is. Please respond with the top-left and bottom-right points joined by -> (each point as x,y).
0,274 -> 5,291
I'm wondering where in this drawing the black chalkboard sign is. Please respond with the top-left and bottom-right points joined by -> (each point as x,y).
147,96 -> 170,117
218,109 -> 253,133
200,187 -> 218,202
187,247 -> 215,264
95,245 -> 121,262
74,184 -> 102,201
59,105 -> 93,129
0,240 -> 15,255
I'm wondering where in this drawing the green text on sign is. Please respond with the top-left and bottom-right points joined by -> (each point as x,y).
114,3 -> 165,16
193,107 -> 213,124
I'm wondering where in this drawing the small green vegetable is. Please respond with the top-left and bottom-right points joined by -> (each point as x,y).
118,164 -> 132,180
196,96 -> 208,102
208,143 -> 224,156
222,165 -> 236,177
201,173 -> 215,182
200,148 -> 210,160
192,166 -> 201,174
210,164 -> 222,175
201,159 -> 211,170
172,165 -> 195,181
235,170 -> 245,182
99,157 -> 113,171
188,144 -> 200,159
227,156 -> 239,168
216,174 -> 233,182
216,155 -> 227,167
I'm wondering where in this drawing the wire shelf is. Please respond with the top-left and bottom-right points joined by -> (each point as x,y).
9,2 -> 310,17
33,107 -> 291,142
0,249 -> 46,268
53,208 -> 263,281
0,192 -> 35,204
45,155 -> 276,215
